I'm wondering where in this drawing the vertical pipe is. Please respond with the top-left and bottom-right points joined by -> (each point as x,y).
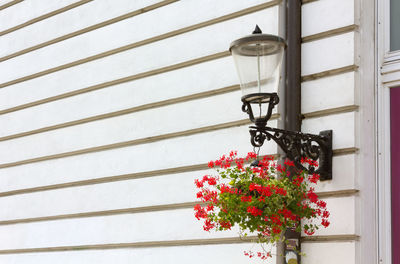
275,2 -> 287,262
285,0 -> 302,132
284,0 -> 302,263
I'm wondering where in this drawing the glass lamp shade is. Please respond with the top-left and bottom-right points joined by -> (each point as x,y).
230,34 -> 285,103
230,32 -> 285,125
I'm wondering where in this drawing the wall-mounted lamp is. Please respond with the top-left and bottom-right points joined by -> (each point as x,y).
230,26 -> 333,180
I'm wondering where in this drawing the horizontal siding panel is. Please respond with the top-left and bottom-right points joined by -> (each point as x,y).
302,112 -> 355,150
0,0 -> 80,33
0,0 -> 277,84
0,0 -> 22,11
0,0 -> 164,58
315,154 -> 356,193
302,241 -> 356,264
0,207 -> 354,251
301,32 -> 354,76
0,208 -> 243,249
301,72 -> 355,114
0,0 -> 21,6
302,0 -> 355,37
0,57 -> 238,137
0,169 -> 207,221
301,196 -> 355,236
0,125 -> 278,192
0,243 -> 274,264
0,7 -> 279,109
0,91 -> 253,163
0,154 -> 356,221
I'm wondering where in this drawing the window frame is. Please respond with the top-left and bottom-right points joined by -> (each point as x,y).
377,0 -> 400,263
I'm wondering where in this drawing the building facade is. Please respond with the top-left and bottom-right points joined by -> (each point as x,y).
0,0 -> 395,263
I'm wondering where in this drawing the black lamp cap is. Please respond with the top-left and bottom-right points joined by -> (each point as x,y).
252,25 -> 262,34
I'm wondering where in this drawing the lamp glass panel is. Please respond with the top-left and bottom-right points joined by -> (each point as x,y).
231,42 -> 284,97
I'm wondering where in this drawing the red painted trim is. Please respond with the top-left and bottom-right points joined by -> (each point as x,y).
390,88 -> 400,264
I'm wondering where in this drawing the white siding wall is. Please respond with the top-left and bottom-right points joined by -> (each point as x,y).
0,0 -> 364,263
302,0 -> 360,263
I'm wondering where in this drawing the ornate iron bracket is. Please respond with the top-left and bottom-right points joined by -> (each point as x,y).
249,126 -> 332,180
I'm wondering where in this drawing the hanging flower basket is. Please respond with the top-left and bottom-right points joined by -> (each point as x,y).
194,151 -> 330,260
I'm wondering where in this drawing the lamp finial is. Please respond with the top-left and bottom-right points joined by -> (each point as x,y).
252,25 -> 262,34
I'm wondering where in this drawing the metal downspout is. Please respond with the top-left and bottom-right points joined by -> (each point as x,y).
284,0 -> 302,263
